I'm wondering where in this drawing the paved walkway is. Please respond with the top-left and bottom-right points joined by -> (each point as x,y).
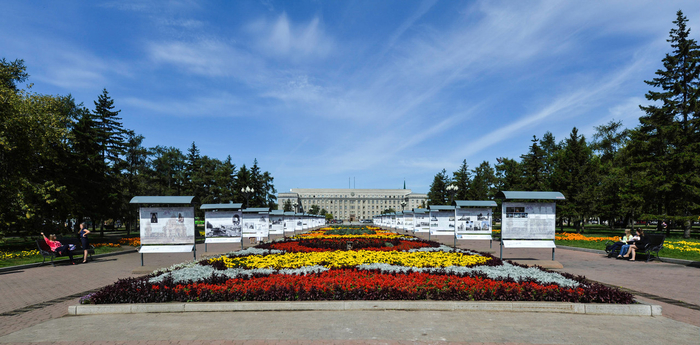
0,232 -> 698,344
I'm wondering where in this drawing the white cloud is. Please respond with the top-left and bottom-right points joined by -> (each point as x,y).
247,13 -> 334,61
123,93 -> 244,117
146,39 -> 266,81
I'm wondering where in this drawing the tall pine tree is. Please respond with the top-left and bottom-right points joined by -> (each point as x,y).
629,10 -> 700,237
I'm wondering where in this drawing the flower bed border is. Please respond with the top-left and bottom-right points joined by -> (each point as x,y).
69,300 -> 661,316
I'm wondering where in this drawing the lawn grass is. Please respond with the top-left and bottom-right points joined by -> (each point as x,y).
494,224 -> 700,261
553,228 -> 700,261
0,245 -> 128,268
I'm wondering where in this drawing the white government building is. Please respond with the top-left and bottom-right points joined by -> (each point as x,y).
277,188 -> 428,221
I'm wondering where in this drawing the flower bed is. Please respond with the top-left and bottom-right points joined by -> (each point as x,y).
82,228 -> 634,305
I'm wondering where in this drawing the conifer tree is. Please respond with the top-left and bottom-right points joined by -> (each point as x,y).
629,10 -> 700,237
520,136 -> 546,191
427,169 -> 450,205
469,161 -> 496,200
452,160 -> 471,200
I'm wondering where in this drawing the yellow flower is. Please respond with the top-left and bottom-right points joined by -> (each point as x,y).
210,250 -> 490,269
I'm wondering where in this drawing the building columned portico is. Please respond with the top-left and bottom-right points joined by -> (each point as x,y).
278,189 -> 427,221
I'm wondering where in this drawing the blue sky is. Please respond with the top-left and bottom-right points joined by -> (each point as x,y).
2,0 -> 698,194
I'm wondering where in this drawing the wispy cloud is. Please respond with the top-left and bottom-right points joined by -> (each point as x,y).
122,92 -> 245,117
247,13 -> 335,61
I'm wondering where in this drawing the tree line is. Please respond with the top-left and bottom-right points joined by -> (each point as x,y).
0,60 -> 277,239
427,11 -> 699,238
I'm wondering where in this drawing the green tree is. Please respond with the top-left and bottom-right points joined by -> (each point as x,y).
427,169 -> 450,205
468,161 -> 496,200
283,200 -> 293,212
552,127 -> 595,233
629,10 -> 700,238
118,132 -> 150,234
211,155 -> 236,204
185,142 -> 202,198
452,159 -> 471,200
0,59 -> 74,236
520,136 -> 547,191
149,146 -> 186,196
495,157 -> 523,192
540,131 -> 560,190
591,120 -> 629,229
93,89 -> 127,166
308,205 -> 320,215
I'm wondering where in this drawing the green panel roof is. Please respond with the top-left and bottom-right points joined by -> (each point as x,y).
413,208 -> 428,214
495,191 -> 566,200
200,203 -> 243,210
453,200 -> 498,207
242,207 -> 270,213
269,210 -> 284,215
429,205 -> 455,210
284,211 -> 296,216
130,196 -> 194,204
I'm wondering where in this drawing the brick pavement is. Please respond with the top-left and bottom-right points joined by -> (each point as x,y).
0,232 -> 699,344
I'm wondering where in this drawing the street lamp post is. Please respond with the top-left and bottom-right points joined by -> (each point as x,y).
292,201 -> 298,213
446,184 -> 459,204
241,186 -> 254,208
446,184 -> 459,249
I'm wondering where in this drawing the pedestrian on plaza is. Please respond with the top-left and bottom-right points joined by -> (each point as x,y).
79,223 -> 91,263
607,228 -> 634,257
40,232 -> 75,264
622,229 -> 648,261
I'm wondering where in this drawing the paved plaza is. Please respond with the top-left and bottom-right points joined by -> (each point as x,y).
1,231 -> 698,344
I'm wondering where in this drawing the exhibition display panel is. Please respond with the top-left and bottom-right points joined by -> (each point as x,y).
495,191 -> 565,260
202,203 -> 244,251
130,196 -> 197,266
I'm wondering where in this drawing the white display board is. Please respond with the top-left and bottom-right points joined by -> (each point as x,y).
204,211 -> 242,238
501,202 -> 556,240
295,217 -> 303,231
430,210 -> 454,234
242,213 -> 269,239
284,217 -> 295,233
455,208 -> 492,239
140,207 -> 195,245
270,215 -> 284,235
404,214 -> 414,231
414,213 -> 429,232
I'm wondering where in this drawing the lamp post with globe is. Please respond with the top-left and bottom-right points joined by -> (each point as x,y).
241,186 -> 254,208
446,184 -> 459,204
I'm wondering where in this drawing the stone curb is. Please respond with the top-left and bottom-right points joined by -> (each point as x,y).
68,300 -> 661,316
0,248 -> 139,273
555,245 -> 699,267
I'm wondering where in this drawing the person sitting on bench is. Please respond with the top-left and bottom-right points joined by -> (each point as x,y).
622,229 -> 648,261
607,228 -> 634,257
41,232 -> 75,265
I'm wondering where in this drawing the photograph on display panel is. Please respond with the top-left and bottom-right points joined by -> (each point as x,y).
140,207 -> 195,244
455,208 -> 492,234
436,210 -> 454,231
415,214 -> 429,232
241,213 -> 258,236
205,211 -> 242,238
502,202 -> 556,239
270,215 -> 284,234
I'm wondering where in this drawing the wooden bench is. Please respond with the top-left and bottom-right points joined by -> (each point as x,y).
605,234 -> 665,262
36,236 -> 95,267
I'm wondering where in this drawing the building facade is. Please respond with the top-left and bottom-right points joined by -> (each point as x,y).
277,188 -> 428,221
